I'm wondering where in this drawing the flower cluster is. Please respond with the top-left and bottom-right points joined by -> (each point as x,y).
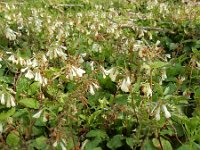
0,93 -> 16,108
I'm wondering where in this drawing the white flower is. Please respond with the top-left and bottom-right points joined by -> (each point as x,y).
25,69 -> 34,79
121,77 -> 131,92
35,72 -> 43,83
34,72 -> 47,86
26,59 -> 32,66
89,85 -> 95,95
47,43 -> 67,60
42,77 -> 48,86
55,48 -> 67,60
76,68 -> 86,77
60,142 -> 66,150
101,67 -> 118,81
10,95 -> 16,107
71,66 -> 85,78
6,98 -> 11,108
0,93 -> 5,105
53,141 -> 58,147
8,55 -> 16,63
155,107 -> 161,121
92,83 -> 99,89
109,68 -> 118,82
18,57 -> 26,65
5,28 -> 17,40
161,105 -> 171,119
90,61 -> 94,70
43,115 -> 48,122
33,110 -> 43,118
142,84 -> 152,98
32,59 -> 38,67
42,55 -> 47,62
21,67 -> 28,73
161,70 -> 167,81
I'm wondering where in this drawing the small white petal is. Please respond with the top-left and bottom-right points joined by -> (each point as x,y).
155,107 -> 161,121
25,69 -> 34,79
35,72 -> 43,84
92,83 -> 99,89
53,141 -> 58,147
10,95 -> 16,107
42,78 -> 48,86
21,67 -> 28,73
33,110 -> 43,118
89,85 -> 95,95
26,59 -> 32,66
43,115 -> 48,122
121,79 -> 129,92
6,99 -> 11,108
8,55 -> 16,63
161,105 -> 171,119
109,68 -> 118,82
60,142 -> 66,150
0,93 -> 6,105
32,59 -> 38,67
77,68 -> 85,77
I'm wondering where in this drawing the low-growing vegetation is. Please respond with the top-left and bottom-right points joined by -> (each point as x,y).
0,0 -> 200,149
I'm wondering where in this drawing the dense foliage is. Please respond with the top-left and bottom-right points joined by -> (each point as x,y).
1,0 -> 200,149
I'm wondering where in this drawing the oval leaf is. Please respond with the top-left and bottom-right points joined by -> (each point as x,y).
19,98 -> 39,109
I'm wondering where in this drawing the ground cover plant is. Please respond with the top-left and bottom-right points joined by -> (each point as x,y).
0,0 -> 200,149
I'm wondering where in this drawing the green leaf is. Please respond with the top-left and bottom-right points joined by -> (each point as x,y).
150,61 -> 168,69
107,135 -> 124,150
19,98 -> 39,109
177,144 -> 190,150
35,136 -> 48,149
86,130 -> 108,140
28,82 -> 41,95
152,138 -> 172,150
143,139 -> 157,150
85,138 -> 102,150
126,137 -> 134,149
115,94 -> 128,105
12,108 -> 28,118
0,76 -> 14,84
0,108 -> 15,121
6,131 -> 20,147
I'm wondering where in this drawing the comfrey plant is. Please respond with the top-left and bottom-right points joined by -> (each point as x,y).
0,0 -> 200,149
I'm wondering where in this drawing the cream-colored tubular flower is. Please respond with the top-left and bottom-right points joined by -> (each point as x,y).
71,66 -> 86,77
109,68 -> 119,82
155,107 -> 161,121
142,84 -> 152,98
5,28 -> 17,40
89,85 -> 95,95
89,83 -> 99,95
25,69 -> 34,79
33,110 -> 43,118
161,69 -> 167,81
101,66 -> 111,78
161,105 -> 171,119
34,72 -> 43,84
10,95 -> 16,107
8,55 -> 17,64
121,77 -> 131,92
0,93 -> 5,105
101,67 -> 118,81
